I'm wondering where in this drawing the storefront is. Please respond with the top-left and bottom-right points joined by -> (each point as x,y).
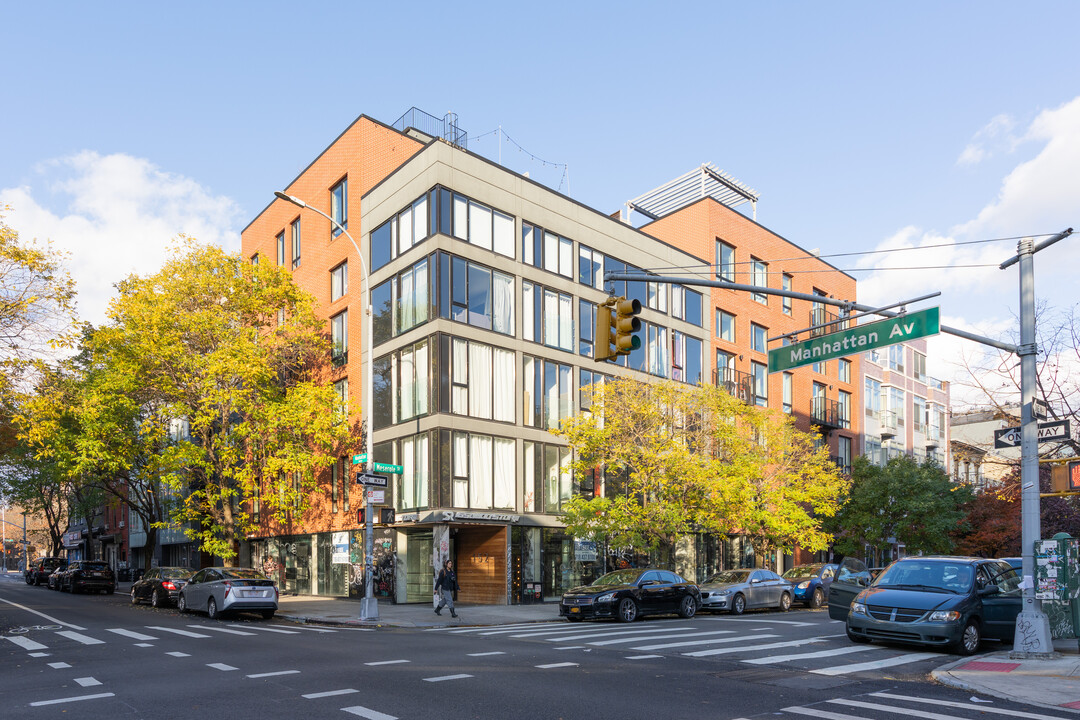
248,530 -> 388,599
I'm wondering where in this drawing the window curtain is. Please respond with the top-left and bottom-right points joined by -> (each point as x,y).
452,431 -> 468,507
470,434 -> 493,509
399,209 -> 412,256
544,361 -> 558,430
493,348 -> 515,423
414,340 -> 428,416
400,269 -> 414,333
452,338 -> 468,414
469,342 -> 492,420
402,435 -> 416,509
558,293 -> 573,351
559,237 -> 572,277
544,232 -> 559,274
493,437 -> 514,509
522,282 -> 534,342
543,290 -> 558,347
399,346 -> 414,421
522,356 -> 535,428
493,272 -> 513,335
415,259 -> 428,325
523,441 -> 535,512
559,447 -> 572,507
413,196 -> 427,245
470,203 -> 492,251
453,195 -> 468,240
493,211 -> 514,258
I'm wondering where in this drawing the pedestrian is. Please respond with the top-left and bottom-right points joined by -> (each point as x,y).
434,559 -> 459,618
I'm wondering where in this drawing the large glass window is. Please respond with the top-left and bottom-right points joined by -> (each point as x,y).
330,310 -> 348,364
913,351 -> 927,382
717,241 -> 735,282
751,323 -> 768,353
889,344 -> 905,373
442,336 -> 515,423
671,332 -> 703,385
912,395 -> 926,433
523,282 -> 573,352
523,222 -> 573,278
330,262 -> 348,302
523,355 -> 571,430
839,358 -> 852,384
672,287 -> 702,327
751,361 -> 768,407
783,372 -> 793,413
523,441 -> 572,514
439,253 -> 512,336
440,188 -> 514,258
865,377 -> 881,418
579,368 -> 611,412
751,257 -> 767,304
839,390 -> 852,429
647,281 -> 667,313
782,274 -> 793,315
372,188 -> 438,272
889,387 -> 906,426
578,245 -> 604,290
371,280 -> 393,346
330,177 -> 347,237
579,300 -> 595,358
717,310 -> 735,343
647,323 -> 669,378
448,431 -> 515,510
396,257 -> 430,335
398,432 -> 430,511
333,378 -> 349,420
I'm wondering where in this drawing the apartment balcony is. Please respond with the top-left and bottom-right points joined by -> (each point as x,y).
811,397 -> 845,432
808,307 -> 844,338
879,410 -> 899,438
713,367 -> 753,405
925,425 -> 943,449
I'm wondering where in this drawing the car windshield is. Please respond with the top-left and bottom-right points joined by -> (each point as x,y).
222,568 -> 268,580
705,570 -> 750,584
874,561 -> 974,593
82,562 -> 109,571
162,568 -> 195,578
592,570 -> 643,586
782,565 -> 825,579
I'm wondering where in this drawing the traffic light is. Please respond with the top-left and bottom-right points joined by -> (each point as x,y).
594,296 -> 641,361
358,508 -> 397,524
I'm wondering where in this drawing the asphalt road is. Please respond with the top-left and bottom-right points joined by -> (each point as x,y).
1,574 -> 1070,720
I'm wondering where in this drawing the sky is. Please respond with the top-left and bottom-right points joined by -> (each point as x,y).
1,1 -> 1077,407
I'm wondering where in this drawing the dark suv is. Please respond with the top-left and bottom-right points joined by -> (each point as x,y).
25,557 -> 67,586
61,561 -> 116,594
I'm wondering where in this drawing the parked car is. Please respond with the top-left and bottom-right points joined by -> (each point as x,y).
699,568 -> 793,615
130,566 -> 195,608
178,567 -> 278,620
47,566 -> 68,590
1000,557 -> 1022,570
560,568 -> 701,623
781,563 -> 838,608
25,557 -> 67,586
829,556 -> 1023,655
61,560 -> 116,594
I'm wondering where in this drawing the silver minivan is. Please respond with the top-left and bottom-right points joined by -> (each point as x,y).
178,567 -> 278,620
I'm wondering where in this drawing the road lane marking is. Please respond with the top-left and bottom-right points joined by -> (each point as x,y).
869,692 -> 1071,719
587,630 -> 735,646
229,624 -> 299,634
830,698 -> 975,718
625,654 -> 663,659
742,644 -> 881,664
341,706 -> 397,720
423,674 -> 473,682
536,662 -> 579,669
56,630 -> 105,645
48,662 -> 71,669
146,626 -> 211,638
166,651 -> 190,657
134,643 -> 154,647
302,689 -> 358,699
542,627 -> 698,642
207,663 -> 238,671
28,652 -> 50,657
74,677 -> 101,687
29,692 -> 114,707
247,670 -> 301,678
466,652 -> 506,657
811,652 -> 942,676
442,623 -> 550,633
683,636 -> 828,657
553,646 -> 585,650
285,625 -> 338,633
703,617 -> 815,627
4,635 -> 47,651
107,628 -> 158,641
190,625 -> 256,636
633,633 -> 778,651
511,625 -> 695,639
782,706 -> 866,720
0,596 -> 85,630
364,660 -> 410,666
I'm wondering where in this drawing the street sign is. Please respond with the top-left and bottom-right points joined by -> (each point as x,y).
768,307 -> 940,373
372,462 -> 403,475
352,454 -> 367,465
1034,399 -> 1049,420
994,420 -> 1071,449
365,489 -> 385,504
356,472 -> 388,487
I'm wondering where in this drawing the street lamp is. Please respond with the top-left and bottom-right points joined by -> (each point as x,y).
274,190 -> 378,621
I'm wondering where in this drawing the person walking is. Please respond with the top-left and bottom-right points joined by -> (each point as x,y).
434,559 -> 459,618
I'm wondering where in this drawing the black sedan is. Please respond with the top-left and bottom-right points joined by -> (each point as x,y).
60,561 -> 116,594
560,568 -> 701,623
130,566 -> 195,608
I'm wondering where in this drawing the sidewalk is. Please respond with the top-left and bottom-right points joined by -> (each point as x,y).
932,639 -> 1080,713
275,593 -> 563,629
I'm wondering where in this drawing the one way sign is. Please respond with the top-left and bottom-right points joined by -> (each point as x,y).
994,420 -> 1071,449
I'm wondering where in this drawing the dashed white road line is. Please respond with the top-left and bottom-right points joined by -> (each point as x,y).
4,635 -> 47,651
190,625 -> 256,636
811,652 -> 942,676
229,624 -> 299,634
107,628 -> 158,641
553,645 -> 586,650
302,689 -> 358,699
134,643 -> 154,648
587,629 -> 735,646
247,670 -> 300,678
742,644 -> 881,665
47,662 -> 71,669
683,636 -> 828,657
207,663 -> 238,671
466,651 -> 505,657
74,677 -> 102,687
364,660 -> 410,666
166,651 -> 190,658
625,654 -> 663,660
536,662 -> 579,669
703,617 -> 815,627
0,596 -> 85,630
29,692 -> 114,707
341,706 -> 397,720
423,674 -> 473,682
146,626 -> 211,638
633,633 -> 778,651
56,630 -> 105,645
28,652 -> 50,657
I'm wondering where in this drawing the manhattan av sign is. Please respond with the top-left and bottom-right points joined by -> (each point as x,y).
768,307 -> 940,373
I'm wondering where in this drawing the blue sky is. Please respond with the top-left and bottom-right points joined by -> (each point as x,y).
2,2 -> 1078,404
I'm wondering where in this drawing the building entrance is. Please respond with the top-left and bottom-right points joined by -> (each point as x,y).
456,525 -> 506,604
405,531 -> 434,603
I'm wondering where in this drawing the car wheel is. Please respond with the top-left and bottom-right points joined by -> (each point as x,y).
34,575 -> 41,586
953,620 -> 981,656
779,592 -> 792,612
130,588 -> 139,604
261,610 -> 275,620
846,625 -> 871,643
177,593 -> 188,613
810,587 -> 824,609
617,597 -> 638,623
730,594 -> 746,615
107,586 -> 115,595
151,589 -> 162,609
678,595 -> 697,619
26,574 -> 33,585
566,616 -> 584,623
207,596 -> 219,620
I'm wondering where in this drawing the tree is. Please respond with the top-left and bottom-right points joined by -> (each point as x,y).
828,455 -> 973,558
556,378 -> 849,562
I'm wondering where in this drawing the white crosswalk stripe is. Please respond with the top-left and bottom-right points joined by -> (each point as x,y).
56,630 -> 105,645
228,624 -> 299,634
190,625 -> 256,636
868,692 -> 1073,719
4,635 -> 48,651
633,633 -> 778,651
107,628 -> 158,641
444,623 -> 552,634
586,629 -> 735,646
811,652 -> 942,676
683,636 -> 829,657
146,626 -> 211,638
782,705 -> 867,720
742,644 -> 881,665
543,627 -> 699,643
830,698 -> 1005,719
779,695 -> 1076,720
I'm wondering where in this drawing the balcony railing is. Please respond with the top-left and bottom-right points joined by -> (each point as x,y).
808,307 -> 844,338
925,424 -> 942,449
392,107 -> 468,149
879,410 -> 898,438
713,367 -> 753,405
811,396 -> 844,430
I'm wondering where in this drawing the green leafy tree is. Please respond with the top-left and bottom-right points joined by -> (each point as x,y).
828,455 -> 973,557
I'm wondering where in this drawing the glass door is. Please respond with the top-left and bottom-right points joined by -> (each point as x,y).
405,532 -> 434,603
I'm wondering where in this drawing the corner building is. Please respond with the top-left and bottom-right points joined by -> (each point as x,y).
242,114 -> 712,604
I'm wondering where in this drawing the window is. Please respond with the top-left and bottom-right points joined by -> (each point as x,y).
523,222 -> 572,277
291,218 -> 301,270
838,436 -> 852,472
397,432 -> 430,511
671,287 -> 702,327
839,390 -> 851,429
578,245 -> 604,290
751,323 -> 768,353
330,262 -> 348,302
330,460 -> 338,514
523,355 -> 571,430
865,377 -> 881,417
397,339 -> 430,423
913,351 -> 927,382
579,368 -> 611,411
330,177 -> 347,236
751,257 -> 768,304
782,274 -> 793,315
438,253 -> 512,336
783,373 -> 793,414
523,282 -> 573,352
647,281 -> 667,313
276,231 -> 285,266
330,310 -> 348,364
888,344 -> 905,373
912,396 -> 926,433
372,188 -> 441,272
579,300 -> 595,358
889,387 -> 905,426
523,441 -> 572,514
812,359 -> 825,374
717,241 -> 735,282
442,336 -> 515,423
839,358 -> 852,384
647,323 -> 669,377
333,378 -> 349,419
717,310 -> 735,343
751,362 -> 768,407
250,253 -> 259,266
447,431 -> 515,510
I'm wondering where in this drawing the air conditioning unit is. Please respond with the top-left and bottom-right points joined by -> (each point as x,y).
118,521 -> 124,528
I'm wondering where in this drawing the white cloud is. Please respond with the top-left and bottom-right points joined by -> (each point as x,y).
956,113 -> 1017,166
0,152 -> 241,326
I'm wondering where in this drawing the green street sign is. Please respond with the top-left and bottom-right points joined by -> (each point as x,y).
372,462 -> 404,475
768,306 -> 940,373
352,454 -> 367,465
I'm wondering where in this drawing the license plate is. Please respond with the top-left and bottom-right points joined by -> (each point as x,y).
570,607 -> 580,613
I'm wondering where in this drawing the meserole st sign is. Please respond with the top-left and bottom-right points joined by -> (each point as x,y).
768,306 -> 940,373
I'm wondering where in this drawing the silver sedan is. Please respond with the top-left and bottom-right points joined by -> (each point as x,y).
178,567 -> 278,620
698,568 -> 793,614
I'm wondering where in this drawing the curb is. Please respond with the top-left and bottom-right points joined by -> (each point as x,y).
931,662 -> 1080,716
276,613 -> 559,631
